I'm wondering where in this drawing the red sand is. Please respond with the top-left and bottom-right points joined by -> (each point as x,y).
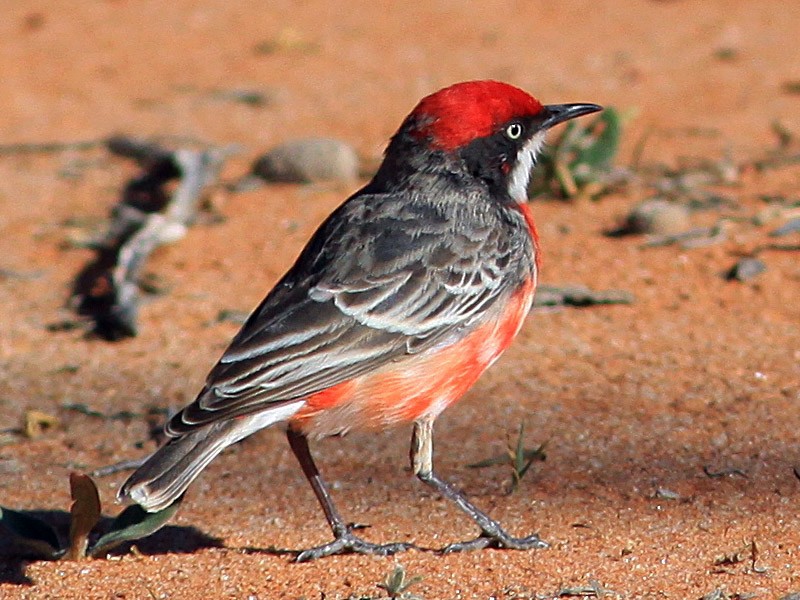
1,1 -> 799,598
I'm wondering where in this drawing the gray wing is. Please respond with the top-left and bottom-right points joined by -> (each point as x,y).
168,190 -> 530,434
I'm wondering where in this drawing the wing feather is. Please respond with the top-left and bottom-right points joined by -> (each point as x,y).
167,189 -> 533,435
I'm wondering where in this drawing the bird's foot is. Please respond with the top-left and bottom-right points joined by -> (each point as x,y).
440,530 -> 548,554
295,530 -> 413,562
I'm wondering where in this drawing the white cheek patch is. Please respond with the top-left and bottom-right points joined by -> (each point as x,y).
508,131 -> 546,203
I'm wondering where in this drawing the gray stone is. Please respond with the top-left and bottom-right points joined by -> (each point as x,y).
623,198 -> 690,235
252,138 -> 359,183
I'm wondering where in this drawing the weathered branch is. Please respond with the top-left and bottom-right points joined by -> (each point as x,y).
70,138 -> 233,340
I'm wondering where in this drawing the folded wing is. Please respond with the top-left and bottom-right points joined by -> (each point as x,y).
167,190 -> 526,435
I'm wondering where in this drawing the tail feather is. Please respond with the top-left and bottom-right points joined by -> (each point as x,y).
118,401 -> 303,512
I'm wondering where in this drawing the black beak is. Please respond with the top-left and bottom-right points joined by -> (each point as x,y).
540,103 -> 603,130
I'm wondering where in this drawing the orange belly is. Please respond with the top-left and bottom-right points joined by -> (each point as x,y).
291,277 -> 535,438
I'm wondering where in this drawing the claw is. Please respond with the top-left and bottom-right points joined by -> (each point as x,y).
295,532 -> 414,562
440,532 -> 548,554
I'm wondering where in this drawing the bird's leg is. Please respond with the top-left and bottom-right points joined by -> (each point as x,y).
410,417 -> 548,553
286,427 -> 412,562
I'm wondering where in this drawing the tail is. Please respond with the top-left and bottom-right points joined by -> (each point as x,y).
118,401 -> 304,512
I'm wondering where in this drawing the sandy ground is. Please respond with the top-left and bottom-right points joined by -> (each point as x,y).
1,1 -> 799,598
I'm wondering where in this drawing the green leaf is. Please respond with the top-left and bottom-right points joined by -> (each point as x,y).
569,107 -> 622,181
0,506 -> 62,559
89,496 -> 183,557
64,473 -> 101,560
528,106 -> 624,199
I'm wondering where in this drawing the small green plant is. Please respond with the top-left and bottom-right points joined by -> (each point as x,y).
528,106 -> 623,200
0,472 -> 181,560
468,423 -> 546,493
377,564 -> 424,600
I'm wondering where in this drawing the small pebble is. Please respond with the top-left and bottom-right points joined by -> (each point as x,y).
212,88 -> 274,107
726,257 -> 766,281
770,216 -> 800,237
252,138 -> 358,183
654,487 -> 681,501
622,198 -> 690,235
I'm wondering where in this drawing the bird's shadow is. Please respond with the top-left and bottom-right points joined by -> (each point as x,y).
0,509 -> 223,586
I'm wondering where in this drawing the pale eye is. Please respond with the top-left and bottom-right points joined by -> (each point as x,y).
505,123 -> 524,140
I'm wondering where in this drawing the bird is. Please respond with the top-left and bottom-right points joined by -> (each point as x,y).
119,80 -> 601,561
